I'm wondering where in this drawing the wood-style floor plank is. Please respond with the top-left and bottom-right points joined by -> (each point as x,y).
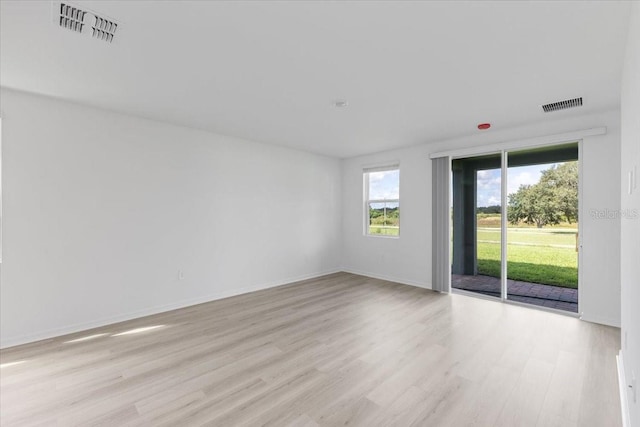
0,272 -> 622,426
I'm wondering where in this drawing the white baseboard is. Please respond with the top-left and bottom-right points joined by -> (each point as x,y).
341,268 -> 432,291
617,351 -> 631,427
0,269 -> 341,349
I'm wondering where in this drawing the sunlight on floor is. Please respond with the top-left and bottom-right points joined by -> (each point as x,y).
64,333 -> 110,344
111,325 -> 165,336
0,361 -> 27,369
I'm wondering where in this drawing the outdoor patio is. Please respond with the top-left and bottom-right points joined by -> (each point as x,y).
451,274 -> 578,313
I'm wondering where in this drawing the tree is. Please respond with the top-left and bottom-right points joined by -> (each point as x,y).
507,162 -> 577,228
477,205 -> 501,214
508,184 -> 561,228
369,206 -> 399,226
539,162 -> 578,223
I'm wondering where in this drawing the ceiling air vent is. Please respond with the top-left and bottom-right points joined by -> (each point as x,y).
542,97 -> 583,113
58,3 -> 86,33
91,15 -> 117,43
53,2 -> 119,43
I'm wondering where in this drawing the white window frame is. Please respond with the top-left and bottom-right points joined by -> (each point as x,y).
363,164 -> 400,238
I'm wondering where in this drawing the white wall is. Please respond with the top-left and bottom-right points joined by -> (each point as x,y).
620,2 -> 640,425
0,88 -> 342,348
0,85 -> 627,349
342,110 -> 622,327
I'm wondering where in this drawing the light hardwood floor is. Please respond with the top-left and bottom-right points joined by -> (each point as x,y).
0,272 -> 621,426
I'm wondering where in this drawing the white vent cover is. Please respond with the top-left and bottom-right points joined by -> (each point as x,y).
53,2 -> 119,43
58,3 -> 85,33
542,97 -> 583,113
91,15 -> 118,42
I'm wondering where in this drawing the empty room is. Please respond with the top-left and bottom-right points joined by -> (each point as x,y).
0,1 -> 638,426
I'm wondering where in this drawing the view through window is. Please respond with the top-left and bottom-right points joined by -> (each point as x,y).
364,166 -> 399,236
450,143 -> 579,313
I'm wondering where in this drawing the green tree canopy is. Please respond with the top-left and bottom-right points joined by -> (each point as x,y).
540,162 -> 578,224
507,162 -> 578,228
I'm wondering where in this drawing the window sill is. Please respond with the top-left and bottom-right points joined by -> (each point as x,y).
364,234 -> 400,239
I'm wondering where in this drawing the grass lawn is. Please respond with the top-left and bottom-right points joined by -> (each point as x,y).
478,228 -> 578,247
476,227 -> 578,288
369,226 -> 399,236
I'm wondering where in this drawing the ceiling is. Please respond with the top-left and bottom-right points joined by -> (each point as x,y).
0,1 -> 632,158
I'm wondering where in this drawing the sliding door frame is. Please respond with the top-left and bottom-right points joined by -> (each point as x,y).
445,138 -> 584,317
501,150 -> 508,302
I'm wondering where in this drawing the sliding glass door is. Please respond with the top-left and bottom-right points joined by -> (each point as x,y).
451,153 -> 502,299
450,143 -> 579,313
505,144 -> 579,312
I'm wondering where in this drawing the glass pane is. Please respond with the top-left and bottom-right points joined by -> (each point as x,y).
368,169 -> 399,200
476,168 -> 503,296
369,201 -> 399,236
451,154 -> 502,299
506,144 -> 579,313
367,168 -> 399,236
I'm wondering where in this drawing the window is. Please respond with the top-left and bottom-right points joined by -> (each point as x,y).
364,165 -> 400,237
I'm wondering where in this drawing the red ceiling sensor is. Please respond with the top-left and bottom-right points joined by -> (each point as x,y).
478,123 -> 491,130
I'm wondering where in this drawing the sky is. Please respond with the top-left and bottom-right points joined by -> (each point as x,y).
366,164 -> 559,207
476,163 -> 558,207
369,169 -> 399,200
